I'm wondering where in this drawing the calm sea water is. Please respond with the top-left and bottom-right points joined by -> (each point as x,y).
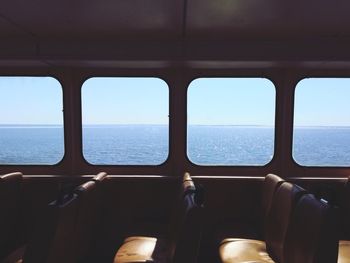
1,125 -> 350,166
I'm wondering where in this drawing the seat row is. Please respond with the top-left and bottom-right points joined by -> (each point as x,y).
0,172 -> 349,263
0,172 -> 108,263
0,172 -> 205,263
219,174 -> 349,263
112,173 -> 204,263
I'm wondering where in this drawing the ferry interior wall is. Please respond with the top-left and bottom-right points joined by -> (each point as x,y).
0,0 -> 350,263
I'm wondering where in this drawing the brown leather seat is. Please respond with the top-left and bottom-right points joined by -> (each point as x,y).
0,172 -> 23,259
113,172 -> 204,263
73,173 -> 107,262
219,181 -> 306,263
260,173 -> 285,240
218,173 -> 285,263
338,240 -> 350,263
10,173 -> 106,263
219,238 -> 274,263
22,191 -> 79,263
284,194 -> 339,263
215,174 -> 284,243
338,177 -> 350,263
261,174 -> 284,224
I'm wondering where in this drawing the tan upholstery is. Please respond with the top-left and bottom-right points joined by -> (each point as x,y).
114,237 -> 157,263
183,172 -> 192,182
220,238 -> 275,263
284,194 -> 339,263
338,240 -> 350,263
114,173 -> 204,263
218,181 -> 305,263
0,172 -> 23,259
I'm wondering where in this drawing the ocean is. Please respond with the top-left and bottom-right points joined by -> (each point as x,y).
0,125 -> 350,166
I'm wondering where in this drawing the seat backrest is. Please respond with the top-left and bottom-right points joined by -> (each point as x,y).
0,172 -> 23,258
265,181 -> 306,263
23,192 -> 79,263
284,194 -> 339,263
261,173 -> 284,221
344,177 -> 350,238
169,174 -> 204,263
73,178 -> 104,262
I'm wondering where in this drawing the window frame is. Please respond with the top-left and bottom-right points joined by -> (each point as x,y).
185,76 -> 278,168
80,76 -> 171,167
0,75 -> 66,167
292,76 -> 350,168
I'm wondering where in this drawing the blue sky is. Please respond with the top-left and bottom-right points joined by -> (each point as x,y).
294,78 -> 350,127
0,77 -> 63,125
0,76 -> 350,126
82,77 -> 168,125
187,78 -> 275,125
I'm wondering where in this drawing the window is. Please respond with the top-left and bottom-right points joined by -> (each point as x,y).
187,78 -> 275,166
0,77 -> 64,165
82,77 -> 169,165
293,78 -> 350,167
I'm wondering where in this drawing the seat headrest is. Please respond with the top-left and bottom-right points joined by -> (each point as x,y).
262,173 -> 284,217
183,172 -> 192,182
180,173 -> 205,206
0,172 -> 23,182
91,172 -> 107,183
265,181 -> 306,263
265,173 -> 283,183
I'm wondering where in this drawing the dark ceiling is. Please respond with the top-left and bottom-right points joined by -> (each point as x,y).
1,0 -> 350,65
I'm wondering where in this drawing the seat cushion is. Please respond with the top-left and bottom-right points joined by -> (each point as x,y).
338,240 -> 350,263
114,236 -> 157,263
219,238 -> 275,263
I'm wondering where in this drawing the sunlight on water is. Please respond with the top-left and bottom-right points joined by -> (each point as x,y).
1,125 -> 350,166
0,126 -> 64,165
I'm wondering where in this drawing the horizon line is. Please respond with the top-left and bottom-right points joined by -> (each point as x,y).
1,124 -> 350,128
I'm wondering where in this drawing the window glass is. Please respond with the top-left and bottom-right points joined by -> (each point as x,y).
187,78 -> 275,165
82,77 -> 169,165
0,77 -> 64,165
293,78 -> 350,166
